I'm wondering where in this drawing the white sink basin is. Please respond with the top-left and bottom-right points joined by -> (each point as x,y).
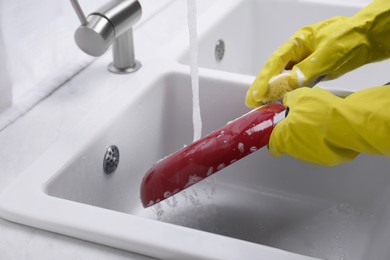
1,0 -> 390,260
0,63 -> 316,260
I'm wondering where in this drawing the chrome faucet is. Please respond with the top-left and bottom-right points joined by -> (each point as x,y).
70,0 -> 142,74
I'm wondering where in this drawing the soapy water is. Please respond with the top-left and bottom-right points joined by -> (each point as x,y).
150,174 -> 217,224
165,194 -> 178,208
150,202 -> 165,220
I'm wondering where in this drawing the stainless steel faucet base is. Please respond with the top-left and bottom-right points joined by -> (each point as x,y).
108,60 -> 142,74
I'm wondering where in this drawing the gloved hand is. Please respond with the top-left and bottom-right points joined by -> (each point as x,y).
246,0 -> 390,107
269,86 -> 390,166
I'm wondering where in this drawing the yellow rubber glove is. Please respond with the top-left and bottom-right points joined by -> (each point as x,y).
269,86 -> 390,166
246,0 -> 390,107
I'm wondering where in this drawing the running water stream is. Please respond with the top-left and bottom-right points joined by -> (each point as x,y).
186,0 -> 202,142
150,0 -> 217,218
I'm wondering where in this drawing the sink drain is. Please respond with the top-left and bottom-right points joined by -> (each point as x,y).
103,145 -> 120,174
215,39 -> 225,62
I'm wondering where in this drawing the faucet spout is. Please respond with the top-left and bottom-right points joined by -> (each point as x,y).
70,0 -> 142,74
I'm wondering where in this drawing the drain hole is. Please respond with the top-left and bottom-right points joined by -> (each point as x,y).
215,39 -> 225,62
103,145 -> 120,174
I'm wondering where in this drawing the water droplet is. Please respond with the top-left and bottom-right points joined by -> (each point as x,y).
151,202 -> 165,220
185,175 -> 203,187
238,143 -> 245,153
165,195 -> 178,208
163,191 -> 172,198
181,190 -> 188,200
188,193 -> 201,206
207,167 -> 214,176
217,163 -> 225,170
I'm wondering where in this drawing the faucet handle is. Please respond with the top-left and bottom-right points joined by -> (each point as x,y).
70,0 -> 88,26
70,0 -> 115,57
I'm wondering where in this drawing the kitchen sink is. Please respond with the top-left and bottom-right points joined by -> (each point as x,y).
1,0 -> 390,259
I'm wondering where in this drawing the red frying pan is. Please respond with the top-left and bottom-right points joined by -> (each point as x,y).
140,103 -> 286,208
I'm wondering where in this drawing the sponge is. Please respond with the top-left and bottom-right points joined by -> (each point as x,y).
262,71 -> 295,103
